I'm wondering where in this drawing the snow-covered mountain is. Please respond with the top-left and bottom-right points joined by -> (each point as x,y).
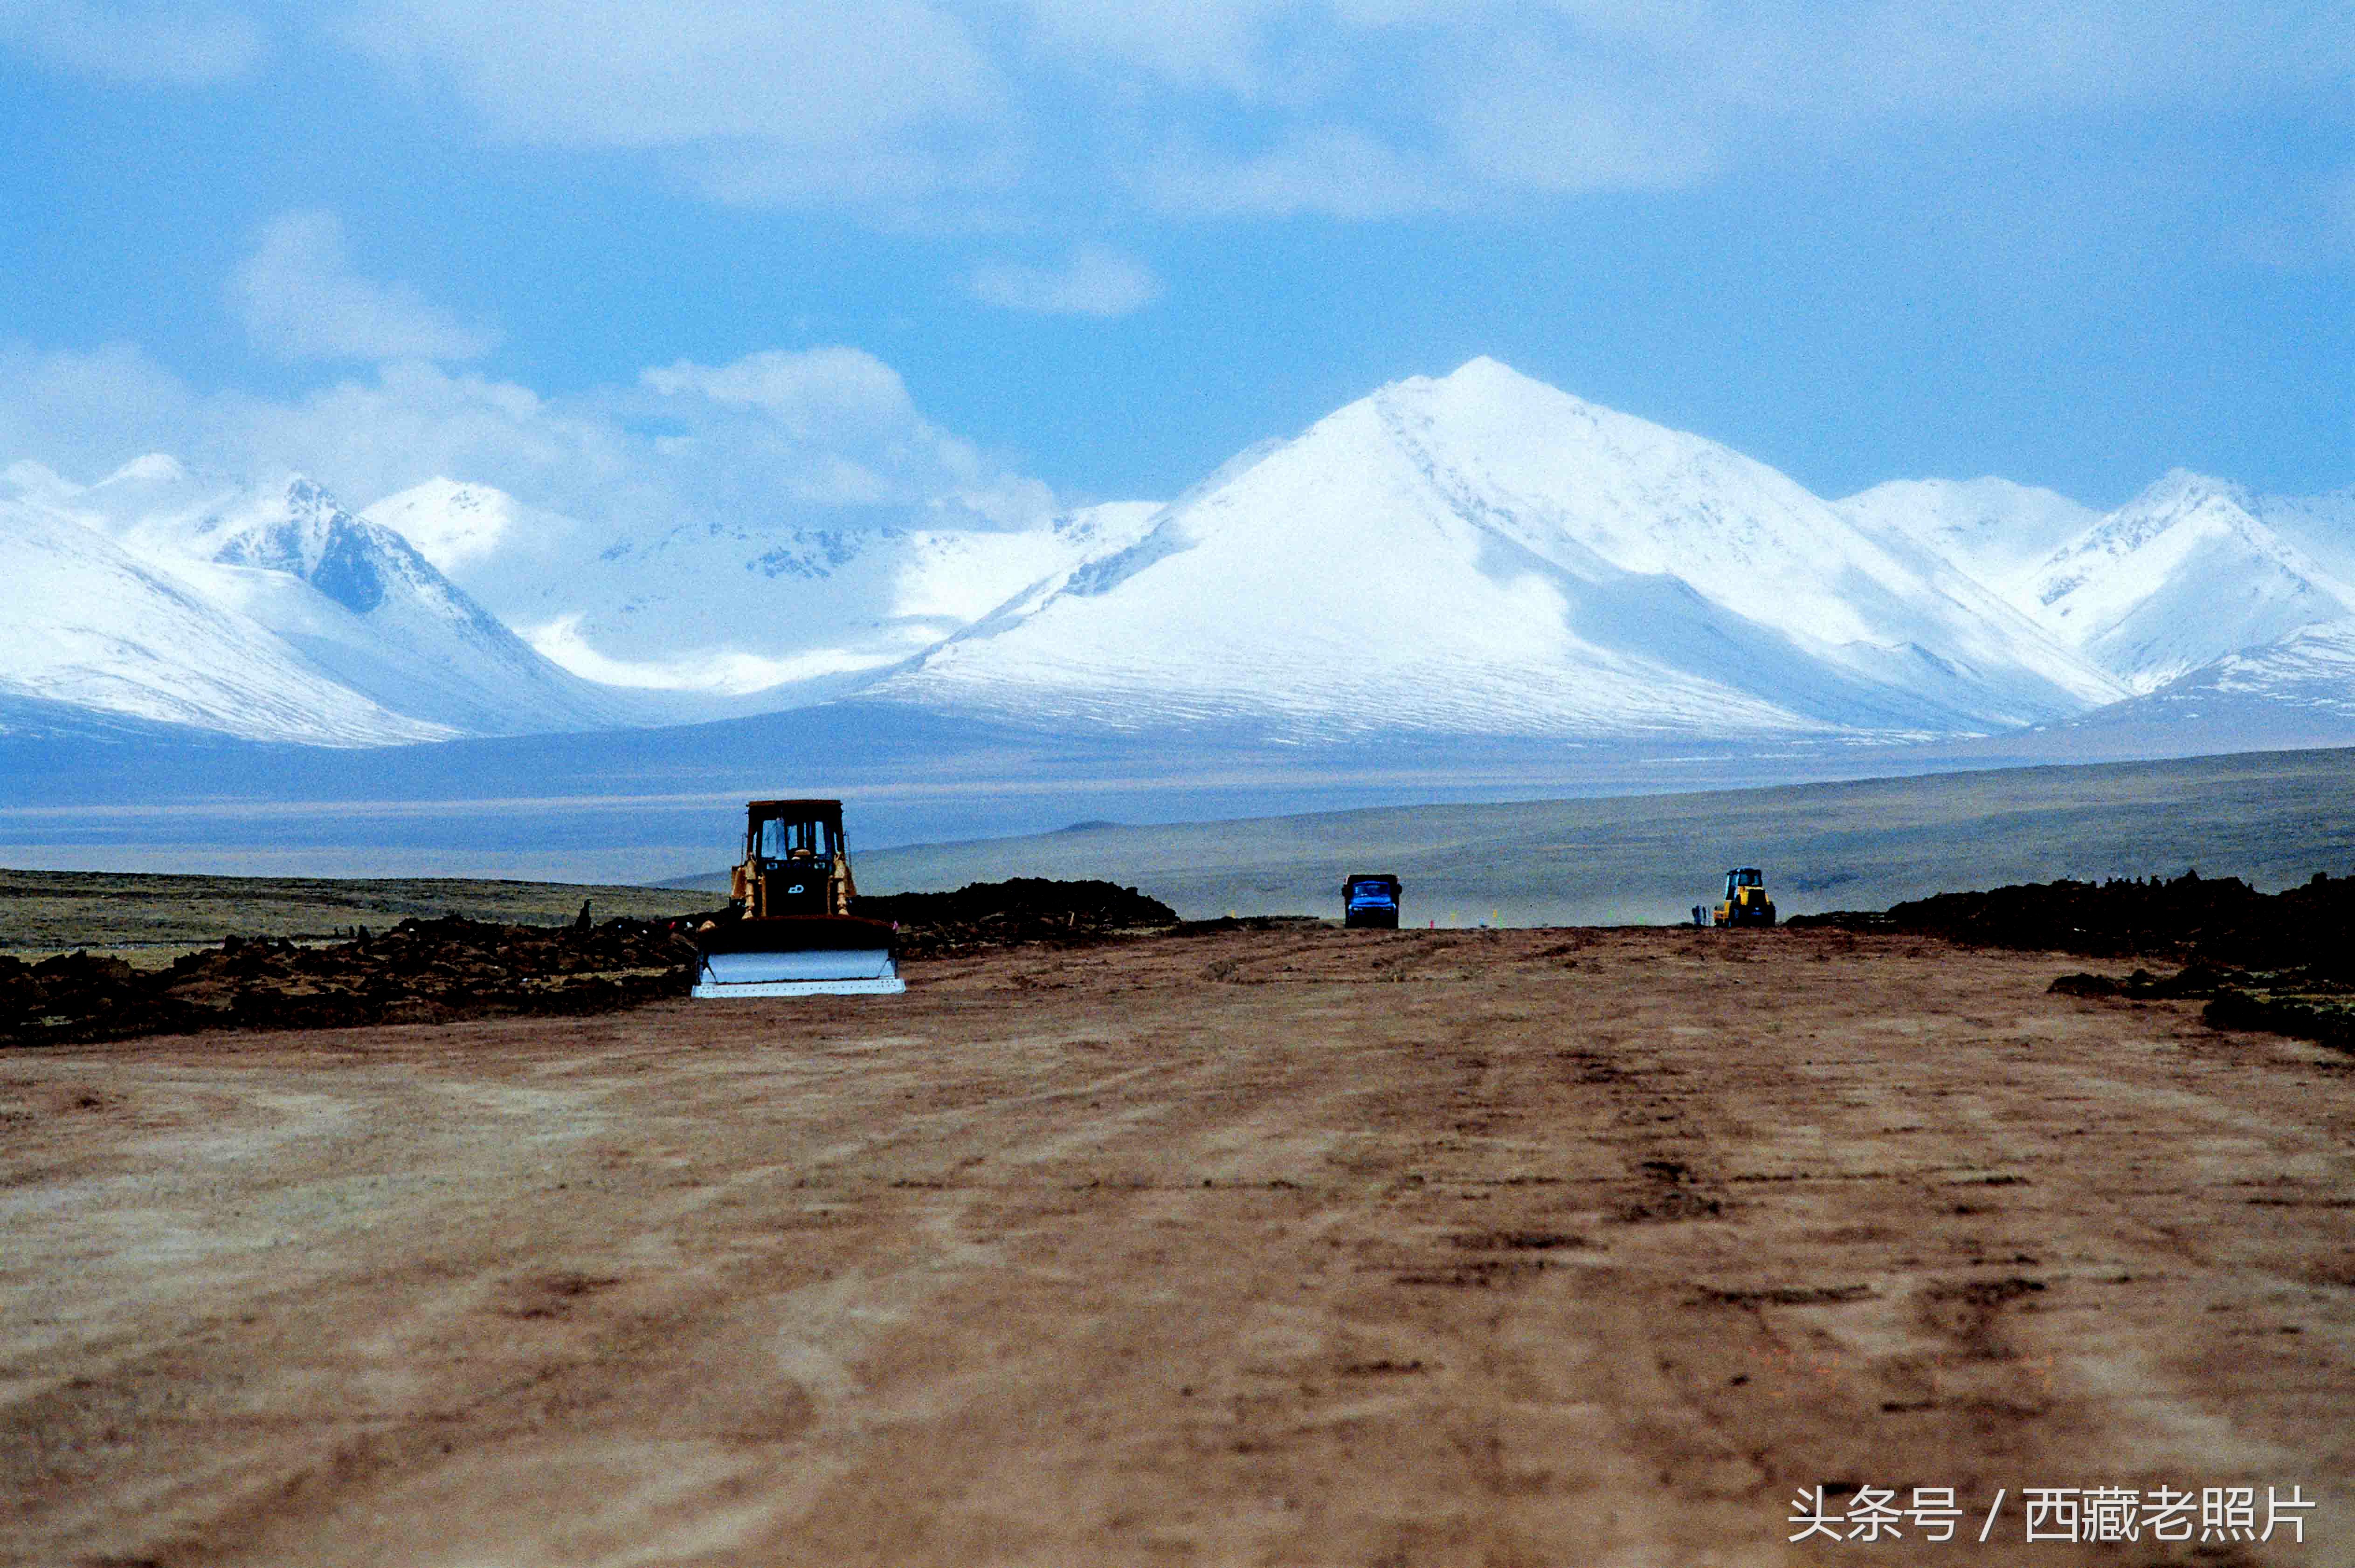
1845,469 -> 2355,701
2253,485 -> 2355,583
171,479 -> 655,735
361,479 -> 1162,701
2,461 -> 650,742
869,358 -> 2122,741
2036,620 -> 2355,761
352,475 -> 544,576
2018,472 -> 2355,693
5,359 -> 2351,756
1837,477 -> 2098,598
0,484 -> 452,745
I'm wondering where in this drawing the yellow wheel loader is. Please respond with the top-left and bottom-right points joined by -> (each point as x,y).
691,799 -> 906,997
1713,867 -> 1777,928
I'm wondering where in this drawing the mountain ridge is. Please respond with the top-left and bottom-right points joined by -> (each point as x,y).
0,489 -> 453,746
870,358 -> 2125,740
1,465 -> 652,743
5,358 -> 2351,756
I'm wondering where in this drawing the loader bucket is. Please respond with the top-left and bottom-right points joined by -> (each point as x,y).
692,915 -> 905,998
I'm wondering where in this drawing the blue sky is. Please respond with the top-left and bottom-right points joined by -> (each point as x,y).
2,0 -> 2349,532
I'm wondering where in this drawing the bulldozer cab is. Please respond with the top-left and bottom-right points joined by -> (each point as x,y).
754,813 -> 832,860
1724,867 -> 1763,899
733,799 -> 856,918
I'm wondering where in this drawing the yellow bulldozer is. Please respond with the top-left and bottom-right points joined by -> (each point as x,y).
1713,867 -> 1776,928
691,798 -> 905,997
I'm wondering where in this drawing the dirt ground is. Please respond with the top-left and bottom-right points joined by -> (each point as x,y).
4,925 -> 2350,1568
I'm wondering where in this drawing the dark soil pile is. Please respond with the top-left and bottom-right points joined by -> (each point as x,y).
4,880 -> 1183,1044
2,914 -> 698,1047
2040,962 -> 2355,1052
1794,870 -> 2355,1052
1791,870 -> 2355,970
852,879 -> 1178,958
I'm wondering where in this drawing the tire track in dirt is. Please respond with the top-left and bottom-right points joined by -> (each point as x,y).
3,927 -> 2349,1567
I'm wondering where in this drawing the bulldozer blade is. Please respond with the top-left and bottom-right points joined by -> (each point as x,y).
691,915 -> 906,999
692,949 -> 904,997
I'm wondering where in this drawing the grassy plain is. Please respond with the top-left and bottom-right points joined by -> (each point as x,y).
0,869 -> 712,966
848,746 -> 2355,924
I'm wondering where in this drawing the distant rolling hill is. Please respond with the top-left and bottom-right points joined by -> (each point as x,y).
9,688 -> 2354,894
843,747 -> 2355,926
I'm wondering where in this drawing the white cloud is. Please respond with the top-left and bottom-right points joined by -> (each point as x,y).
0,339 -> 1055,543
230,210 -> 500,363
642,347 -> 918,433
0,341 -> 203,472
349,0 -> 1008,213
1202,3 -> 2348,216
354,0 -> 997,146
1014,0 -> 1287,97
0,0 -> 262,84
1443,74 -> 1718,196
26,0 -> 2344,227
970,244 -> 1161,316
322,0 -> 2352,221
0,337 -> 1074,699
1143,127 -> 1465,220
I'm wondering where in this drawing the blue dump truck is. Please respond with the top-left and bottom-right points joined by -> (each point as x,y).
1343,873 -> 1402,929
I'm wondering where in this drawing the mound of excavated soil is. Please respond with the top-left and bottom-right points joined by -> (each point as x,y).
4,879 -> 1187,1046
0,915 -> 698,1047
1793,869 -> 2355,968
1796,869 -> 2355,1052
851,878 -> 1178,958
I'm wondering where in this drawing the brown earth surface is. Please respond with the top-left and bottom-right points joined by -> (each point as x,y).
4,924 -> 2351,1568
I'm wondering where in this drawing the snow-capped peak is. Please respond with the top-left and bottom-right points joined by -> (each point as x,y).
0,490 -> 454,746
2069,469 -> 2263,559
1837,476 -> 2098,596
874,358 -> 2124,740
2013,468 -> 2355,692
204,478 -> 409,615
103,453 -> 191,487
363,476 -> 534,576
3,466 -> 651,740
